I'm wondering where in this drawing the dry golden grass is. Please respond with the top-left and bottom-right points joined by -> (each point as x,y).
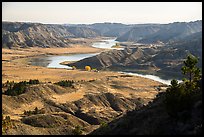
2,38 -> 170,136
50,90 -> 85,103
3,100 -> 44,121
2,46 -> 104,60
2,45 -> 107,83
2,45 -> 164,103
2,62 -> 119,83
2,44 -> 166,122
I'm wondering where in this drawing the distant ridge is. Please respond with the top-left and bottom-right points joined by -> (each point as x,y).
2,20 -> 202,48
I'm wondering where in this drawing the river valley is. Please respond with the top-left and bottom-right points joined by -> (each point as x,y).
28,38 -> 182,85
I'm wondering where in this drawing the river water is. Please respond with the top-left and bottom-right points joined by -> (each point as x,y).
92,38 -> 123,50
29,38 -> 182,85
30,38 -> 118,69
119,72 -> 182,85
31,53 -> 99,69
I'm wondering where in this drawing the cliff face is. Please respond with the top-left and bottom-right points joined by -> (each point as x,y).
116,26 -> 161,42
116,20 -> 202,44
67,27 -> 101,38
2,20 -> 202,49
69,47 -> 147,69
2,22 -> 101,48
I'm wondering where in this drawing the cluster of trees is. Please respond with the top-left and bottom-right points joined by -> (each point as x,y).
54,80 -> 74,87
2,81 -> 15,89
24,107 -> 45,116
4,81 -> 27,96
28,79 -> 40,85
165,54 -> 202,119
2,115 -> 12,134
4,79 -> 40,96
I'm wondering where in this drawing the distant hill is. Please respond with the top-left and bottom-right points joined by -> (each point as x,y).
2,22 -> 100,48
168,31 -> 202,58
67,27 -> 101,38
2,20 -> 202,48
68,31 -> 202,79
64,22 -> 133,37
117,20 -> 202,44
89,23 -> 130,35
116,25 -> 161,42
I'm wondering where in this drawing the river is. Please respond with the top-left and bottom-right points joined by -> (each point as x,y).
92,38 -> 123,49
119,72 -> 182,85
30,53 -> 99,69
30,38 -> 118,69
29,38 -> 182,85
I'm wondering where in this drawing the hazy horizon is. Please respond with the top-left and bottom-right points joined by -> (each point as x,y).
2,19 -> 202,25
2,2 -> 202,24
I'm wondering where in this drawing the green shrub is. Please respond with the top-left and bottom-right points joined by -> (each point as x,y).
4,81 -> 27,96
2,115 -> 12,133
72,66 -> 77,70
24,107 -> 45,116
28,79 -> 40,84
3,80 -> 40,96
2,80 -> 15,88
54,80 -> 74,87
72,125 -> 83,135
100,121 -> 108,128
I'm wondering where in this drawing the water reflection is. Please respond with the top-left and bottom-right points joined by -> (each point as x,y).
30,53 -> 98,69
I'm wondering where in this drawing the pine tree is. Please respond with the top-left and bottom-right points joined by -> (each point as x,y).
181,54 -> 201,83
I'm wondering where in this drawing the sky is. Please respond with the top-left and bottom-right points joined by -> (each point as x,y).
2,2 -> 202,24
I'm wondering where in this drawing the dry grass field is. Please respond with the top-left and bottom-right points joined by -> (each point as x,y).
2,45 -> 106,83
2,40 -> 167,135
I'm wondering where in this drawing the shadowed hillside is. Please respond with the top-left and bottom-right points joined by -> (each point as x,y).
90,89 -> 202,135
90,54 -> 202,135
67,33 -> 202,79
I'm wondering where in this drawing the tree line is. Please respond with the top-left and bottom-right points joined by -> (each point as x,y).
3,79 -> 40,96
165,54 -> 202,119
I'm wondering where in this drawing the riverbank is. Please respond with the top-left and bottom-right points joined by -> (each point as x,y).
2,38 -> 170,135
14,37 -> 183,85
2,42 -> 167,87
2,46 -> 104,61
2,37 -> 178,85
2,43 -> 106,83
